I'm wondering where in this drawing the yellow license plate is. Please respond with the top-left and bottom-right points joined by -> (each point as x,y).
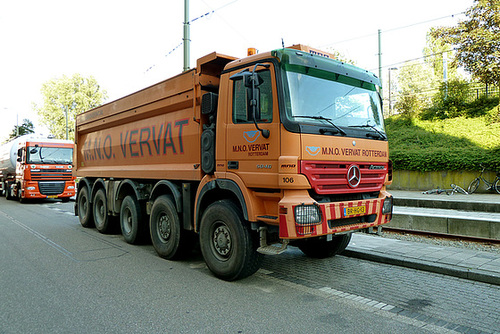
344,205 -> 366,217
47,195 -> 58,199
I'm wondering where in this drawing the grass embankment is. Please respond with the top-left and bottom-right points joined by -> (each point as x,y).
386,110 -> 500,172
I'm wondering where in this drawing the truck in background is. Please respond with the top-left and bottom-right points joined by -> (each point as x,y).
0,135 -> 76,202
74,45 -> 393,280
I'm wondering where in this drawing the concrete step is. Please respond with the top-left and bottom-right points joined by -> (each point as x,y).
388,206 -> 500,240
391,190 -> 500,213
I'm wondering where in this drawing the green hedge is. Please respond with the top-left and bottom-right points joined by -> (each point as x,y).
385,114 -> 500,172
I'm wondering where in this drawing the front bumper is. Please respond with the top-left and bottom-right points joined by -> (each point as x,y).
278,190 -> 393,239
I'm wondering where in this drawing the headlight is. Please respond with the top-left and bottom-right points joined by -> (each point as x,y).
27,186 -> 36,190
67,186 -> 75,189
382,196 -> 393,214
294,204 -> 322,225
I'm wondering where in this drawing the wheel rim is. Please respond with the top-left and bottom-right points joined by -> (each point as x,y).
95,199 -> 105,225
211,222 -> 232,260
157,213 -> 171,242
122,207 -> 132,234
79,195 -> 88,219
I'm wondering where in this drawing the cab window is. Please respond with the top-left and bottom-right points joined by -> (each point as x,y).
232,70 -> 273,124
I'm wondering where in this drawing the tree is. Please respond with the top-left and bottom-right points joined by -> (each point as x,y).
431,0 -> 500,86
393,60 -> 434,116
424,29 -> 464,84
8,118 -> 35,140
33,74 -> 107,140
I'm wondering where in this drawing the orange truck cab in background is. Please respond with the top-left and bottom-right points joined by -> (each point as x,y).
0,136 -> 76,202
74,45 -> 393,280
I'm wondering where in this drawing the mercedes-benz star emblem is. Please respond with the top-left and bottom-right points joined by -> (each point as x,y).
347,165 -> 361,188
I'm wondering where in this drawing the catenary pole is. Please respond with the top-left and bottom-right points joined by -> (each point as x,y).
183,0 -> 190,72
378,29 -> 383,101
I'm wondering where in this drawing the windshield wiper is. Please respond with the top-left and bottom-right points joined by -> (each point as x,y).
293,115 -> 346,136
348,124 -> 387,140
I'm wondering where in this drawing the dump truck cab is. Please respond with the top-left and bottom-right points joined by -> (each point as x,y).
198,45 -> 392,252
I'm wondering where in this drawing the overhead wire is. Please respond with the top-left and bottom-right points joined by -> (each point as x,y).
145,0 -> 241,73
321,12 -> 466,48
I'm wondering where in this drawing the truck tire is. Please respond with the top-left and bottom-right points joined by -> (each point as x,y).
77,186 -> 94,228
199,200 -> 263,281
17,183 -> 25,203
150,195 -> 185,260
93,188 -> 113,233
5,182 -> 12,200
298,233 -> 352,259
120,195 -> 146,244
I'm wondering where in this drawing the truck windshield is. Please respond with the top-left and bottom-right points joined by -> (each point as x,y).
282,69 -> 385,137
27,147 -> 73,164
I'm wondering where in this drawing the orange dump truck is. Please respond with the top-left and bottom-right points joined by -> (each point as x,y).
0,135 -> 76,202
74,45 -> 393,280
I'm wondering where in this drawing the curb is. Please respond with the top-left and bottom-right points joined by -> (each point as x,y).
343,249 -> 500,286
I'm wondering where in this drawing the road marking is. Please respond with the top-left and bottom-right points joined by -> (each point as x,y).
317,286 -> 395,310
0,209 -> 76,261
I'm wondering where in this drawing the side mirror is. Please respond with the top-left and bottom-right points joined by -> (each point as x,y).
230,64 -> 270,139
229,70 -> 264,88
17,148 -> 23,162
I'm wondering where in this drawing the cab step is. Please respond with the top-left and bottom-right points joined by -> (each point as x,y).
257,243 -> 288,255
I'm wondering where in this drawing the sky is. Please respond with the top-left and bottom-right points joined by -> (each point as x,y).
0,0 -> 474,142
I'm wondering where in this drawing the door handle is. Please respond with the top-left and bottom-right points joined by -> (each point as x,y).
228,161 -> 239,169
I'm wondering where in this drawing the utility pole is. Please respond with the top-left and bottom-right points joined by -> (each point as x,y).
443,53 -> 448,100
378,29 -> 383,102
183,0 -> 190,72
64,106 -> 68,140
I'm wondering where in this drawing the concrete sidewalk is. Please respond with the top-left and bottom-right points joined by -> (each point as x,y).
390,189 -> 500,203
345,233 -> 500,286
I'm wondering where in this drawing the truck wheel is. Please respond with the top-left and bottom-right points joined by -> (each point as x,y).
93,188 -> 113,233
298,233 -> 352,258
77,186 -> 94,227
199,200 -> 263,281
120,195 -> 146,244
150,195 -> 186,260
17,183 -> 25,203
5,183 -> 12,200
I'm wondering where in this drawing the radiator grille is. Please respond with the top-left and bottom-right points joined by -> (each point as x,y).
31,169 -> 73,181
38,181 -> 65,195
300,161 -> 387,195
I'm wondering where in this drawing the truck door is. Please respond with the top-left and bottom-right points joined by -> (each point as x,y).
225,64 -> 280,189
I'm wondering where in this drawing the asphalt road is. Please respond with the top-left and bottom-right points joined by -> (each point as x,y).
1,197 -> 498,333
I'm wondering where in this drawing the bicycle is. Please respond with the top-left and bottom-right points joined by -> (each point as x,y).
422,184 -> 468,196
467,164 -> 500,194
